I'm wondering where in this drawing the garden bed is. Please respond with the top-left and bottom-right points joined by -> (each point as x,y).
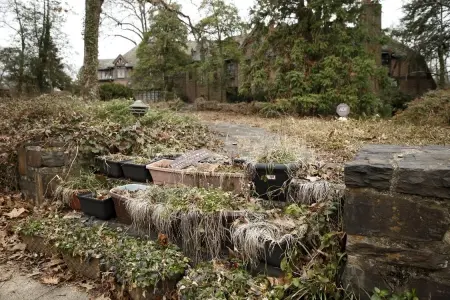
147,159 -> 248,193
18,217 -> 189,297
110,184 -> 149,225
95,154 -> 133,178
119,185 -> 251,263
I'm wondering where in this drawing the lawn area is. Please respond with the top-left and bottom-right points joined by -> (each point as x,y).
188,110 -> 450,164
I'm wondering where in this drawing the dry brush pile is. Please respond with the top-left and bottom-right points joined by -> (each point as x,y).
0,95 -> 221,191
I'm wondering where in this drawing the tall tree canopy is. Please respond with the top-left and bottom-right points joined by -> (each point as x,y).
0,0 -> 71,94
239,0 -> 388,115
132,3 -> 190,97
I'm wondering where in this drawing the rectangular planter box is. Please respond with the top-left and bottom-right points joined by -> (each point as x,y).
110,184 -> 149,225
261,241 -> 287,268
96,157 -> 131,178
78,193 -> 116,220
62,253 -> 101,280
197,171 -> 247,193
148,159 -> 248,193
147,159 -> 198,187
21,234 -> 57,257
122,162 -> 153,183
252,163 -> 297,201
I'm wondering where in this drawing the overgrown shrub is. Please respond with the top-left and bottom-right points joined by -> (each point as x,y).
0,94 -> 220,190
395,89 -> 450,126
99,83 -> 134,101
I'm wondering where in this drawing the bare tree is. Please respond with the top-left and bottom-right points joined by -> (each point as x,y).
0,0 -> 27,94
102,0 -> 155,45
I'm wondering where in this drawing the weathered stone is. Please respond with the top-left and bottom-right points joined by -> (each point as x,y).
346,235 -> 450,270
41,149 -> 68,167
20,167 -> 66,203
26,146 -> 68,168
344,255 -> 450,300
345,188 -> 450,241
26,146 -> 43,168
36,167 -> 66,198
345,145 -> 450,199
345,160 -> 393,190
17,146 -> 27,176
19,176 -> 36,201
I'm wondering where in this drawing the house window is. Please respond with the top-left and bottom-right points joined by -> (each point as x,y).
226,62 -> 237,77
139,90 -> 161,102
117,68 -> 126,79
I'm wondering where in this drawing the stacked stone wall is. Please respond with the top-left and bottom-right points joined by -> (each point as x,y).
344,145 -> 450,300
17,142 -> 69,203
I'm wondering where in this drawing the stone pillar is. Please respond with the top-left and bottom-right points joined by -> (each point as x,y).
17,142 -> 70,204
344,145 -> 450,300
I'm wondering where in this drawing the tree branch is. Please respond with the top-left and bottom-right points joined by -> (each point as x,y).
113,34 -> 138,45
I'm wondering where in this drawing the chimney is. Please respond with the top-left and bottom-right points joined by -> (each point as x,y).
362,0 -> 382,67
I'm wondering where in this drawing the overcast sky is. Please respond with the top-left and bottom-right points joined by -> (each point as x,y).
1,0 -> 404,75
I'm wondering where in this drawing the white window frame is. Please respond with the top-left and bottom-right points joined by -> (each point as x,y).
117,68 -> 126,79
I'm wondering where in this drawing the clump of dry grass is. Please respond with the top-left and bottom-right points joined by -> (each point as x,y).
230,215 -> 308,265
122,185 -> 248,263
287,179 -> 345,204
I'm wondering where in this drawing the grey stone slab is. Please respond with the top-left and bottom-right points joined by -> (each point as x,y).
345,145 -> 450,199
345,188 -> 450,241
344,255 -> 450,300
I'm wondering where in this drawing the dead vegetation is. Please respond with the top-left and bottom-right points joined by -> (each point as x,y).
188,110 -> 449,163
0,95 -> 220,191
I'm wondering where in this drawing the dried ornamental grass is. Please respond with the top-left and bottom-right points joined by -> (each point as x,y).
123,186 -> 248,263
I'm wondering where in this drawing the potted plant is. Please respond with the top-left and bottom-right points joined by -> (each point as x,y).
247,148 -> 304,201
55,172 -> 108,211
110,184 -> 149,225
121,156 -> 155,182
77,190 -> 116,220
96,154 -> 133,178
147,154 -> 249,193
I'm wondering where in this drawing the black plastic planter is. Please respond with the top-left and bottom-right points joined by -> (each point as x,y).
121,162 -> 152,183
262,241 -> 287,268
96,157 -> 131,178
78,193 -> 116,220
252,163 -> 297,201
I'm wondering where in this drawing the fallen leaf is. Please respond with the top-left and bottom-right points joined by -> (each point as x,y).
79,282 -> 95,291
41,276 -> 60,285
93,295 -> 111,300
43,257 -> 64,268
11,242 -> 26,251
0,270 -> 13,282
4,207 -> 26,218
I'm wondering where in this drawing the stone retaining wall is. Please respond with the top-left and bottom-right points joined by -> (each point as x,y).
344,145 -> 450,299
17,142 -> 69,203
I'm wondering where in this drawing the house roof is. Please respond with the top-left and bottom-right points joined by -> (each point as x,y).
98,40 -> 206,70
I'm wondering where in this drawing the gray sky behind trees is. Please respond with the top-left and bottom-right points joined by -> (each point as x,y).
0,0 -> 403,76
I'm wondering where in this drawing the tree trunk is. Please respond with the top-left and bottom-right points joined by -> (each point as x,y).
82,0 -> 103,101
438,46 -> 446,89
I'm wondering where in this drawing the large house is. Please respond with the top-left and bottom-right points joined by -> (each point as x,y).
98,2 -> 435,102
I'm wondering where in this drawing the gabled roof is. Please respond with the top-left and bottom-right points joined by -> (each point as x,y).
97,35 -> 247,70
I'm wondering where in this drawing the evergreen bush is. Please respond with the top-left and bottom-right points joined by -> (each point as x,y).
99,83 -> 134,101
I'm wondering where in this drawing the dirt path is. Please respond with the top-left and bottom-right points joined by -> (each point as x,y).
207,121 -> 280,159
0,265 -> 89,300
